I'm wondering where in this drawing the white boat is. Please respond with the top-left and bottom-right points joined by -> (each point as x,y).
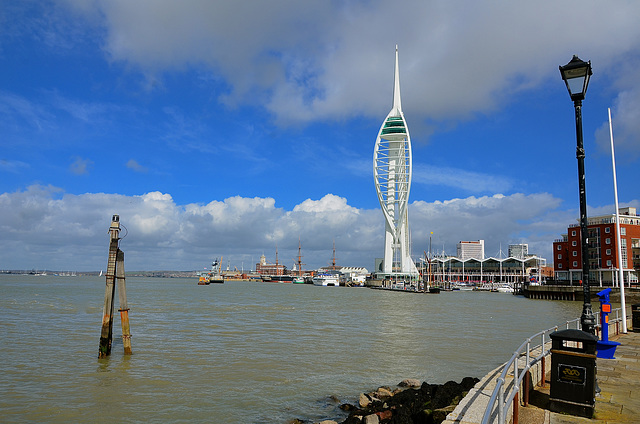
494,283 -> 514,293
312,273 -> 339,286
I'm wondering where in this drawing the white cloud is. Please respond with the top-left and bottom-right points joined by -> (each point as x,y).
594,88 -> 640,159
2,185 -> 626,272
59,0 -> 640,130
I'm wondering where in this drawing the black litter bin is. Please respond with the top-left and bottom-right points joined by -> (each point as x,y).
632,304 -> 640,332
549,329 -> 598,418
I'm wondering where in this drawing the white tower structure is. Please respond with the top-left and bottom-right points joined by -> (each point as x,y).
373,46 -> 419,279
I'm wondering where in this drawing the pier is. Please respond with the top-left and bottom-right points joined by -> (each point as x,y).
522,285 -> 583,301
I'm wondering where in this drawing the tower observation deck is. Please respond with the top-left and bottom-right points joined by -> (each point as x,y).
373,46 -> 419,280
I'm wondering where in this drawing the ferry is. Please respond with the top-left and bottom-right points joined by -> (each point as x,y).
312,273 -> 339,286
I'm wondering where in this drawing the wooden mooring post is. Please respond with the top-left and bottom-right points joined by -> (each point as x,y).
98,214 -> 132,358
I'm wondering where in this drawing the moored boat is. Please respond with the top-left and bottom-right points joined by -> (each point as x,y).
261,275 -> 295,283
312,273 -> 339,286
494,283 -> 514,293
198,258 -> 224,285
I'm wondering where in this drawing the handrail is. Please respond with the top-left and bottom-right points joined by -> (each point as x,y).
481,308 -> 626,424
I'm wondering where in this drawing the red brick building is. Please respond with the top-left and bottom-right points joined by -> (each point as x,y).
255,254 -> 287,276
553,207 -> 640,286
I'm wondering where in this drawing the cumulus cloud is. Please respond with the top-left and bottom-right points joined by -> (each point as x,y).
1,185 -> 622,272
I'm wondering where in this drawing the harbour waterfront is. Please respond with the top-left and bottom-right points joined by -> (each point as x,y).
0,275 -> 583,423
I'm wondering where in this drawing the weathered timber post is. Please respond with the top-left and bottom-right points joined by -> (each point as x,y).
99,215 -> 120,357
116,249 -> 132,355
98,215 -> 132,357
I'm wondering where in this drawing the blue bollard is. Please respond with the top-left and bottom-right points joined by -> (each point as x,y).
595,288 -> 621,359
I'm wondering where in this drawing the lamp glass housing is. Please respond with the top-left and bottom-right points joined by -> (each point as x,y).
560,55 -> 592,101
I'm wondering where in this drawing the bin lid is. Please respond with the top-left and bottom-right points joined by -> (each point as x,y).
549,329 -> 598,343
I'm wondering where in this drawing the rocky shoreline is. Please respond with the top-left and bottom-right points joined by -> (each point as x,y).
290,377 -> 479,424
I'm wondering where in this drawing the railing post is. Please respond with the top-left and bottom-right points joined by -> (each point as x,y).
524,370 -> 530,407
513,391 -> 519,424
498,384 -> 504,424
541,356 -> 546,388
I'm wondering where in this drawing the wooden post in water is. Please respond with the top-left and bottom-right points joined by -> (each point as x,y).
116,249 -> 132,355
98,215 -> 132,357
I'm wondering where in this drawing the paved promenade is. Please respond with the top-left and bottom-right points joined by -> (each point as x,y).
445,327 -> 639,424
549,329 -> 638,423
523,329 -> 640,424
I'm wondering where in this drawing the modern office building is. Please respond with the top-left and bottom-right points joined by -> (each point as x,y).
553,207 -> 640,286
508,244 -> 529,259
373,46 -> 419,280
457,240 -> 485,261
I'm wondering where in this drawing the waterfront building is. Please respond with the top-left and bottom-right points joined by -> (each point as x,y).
373,46 -> 419,280
508,244 -> 528,259
553,207 -> 640,286
429,255 -> 546,285
340,266 -> 369,284
457,240 -> 485,261
255,254 -> 287,276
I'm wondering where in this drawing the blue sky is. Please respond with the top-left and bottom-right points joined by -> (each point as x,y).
1,1 -> 639,271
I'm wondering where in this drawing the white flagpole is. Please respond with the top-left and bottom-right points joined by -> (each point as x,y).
608,108 -> 627,333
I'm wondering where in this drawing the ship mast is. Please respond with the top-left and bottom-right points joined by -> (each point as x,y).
297,238 -> 305,276
331,240 -> 337,270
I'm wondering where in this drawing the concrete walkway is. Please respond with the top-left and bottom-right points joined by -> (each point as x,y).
444,327 -> 639,424
524,330 -> 640,424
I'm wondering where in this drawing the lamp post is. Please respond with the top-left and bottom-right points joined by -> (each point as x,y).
559,55 -> 596,334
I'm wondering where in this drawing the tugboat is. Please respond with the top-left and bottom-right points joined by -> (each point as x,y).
198,258 -> 224,285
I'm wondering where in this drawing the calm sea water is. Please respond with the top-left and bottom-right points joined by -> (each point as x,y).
0,275 -> 582,423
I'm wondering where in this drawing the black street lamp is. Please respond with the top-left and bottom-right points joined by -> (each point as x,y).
560,55 -> 595,334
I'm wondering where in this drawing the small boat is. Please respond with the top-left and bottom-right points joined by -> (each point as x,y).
261,275 -> 295,283
312,273 -> 339,286
198,258 -> 224,285
494,283 -> 514,293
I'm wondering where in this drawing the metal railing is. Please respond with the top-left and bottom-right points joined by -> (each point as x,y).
481,308 -> 625,424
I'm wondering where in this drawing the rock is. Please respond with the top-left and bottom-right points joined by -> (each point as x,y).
376,410 -> 392,420
363,414 -> 379,424
317,421 -> 338,424
398,378 -> 422,388
340,377 -> 479,424
359,393 -> 371,408
433,404 -> 457,423
339,403 -> 357,412
375,387 -> 393,399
